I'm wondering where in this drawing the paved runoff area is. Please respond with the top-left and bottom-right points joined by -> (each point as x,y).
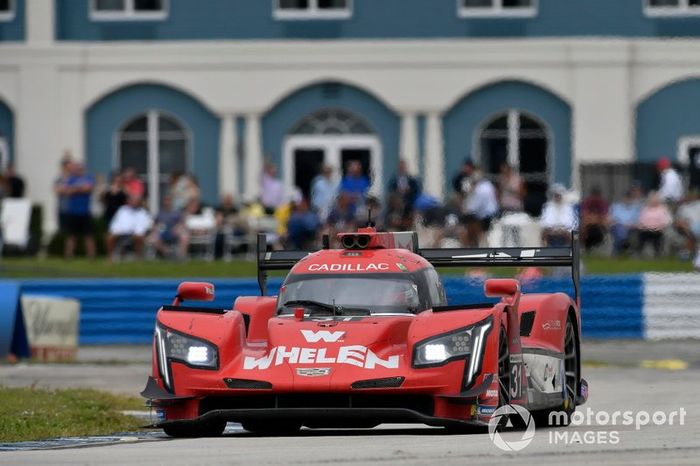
2,340 -> 700,465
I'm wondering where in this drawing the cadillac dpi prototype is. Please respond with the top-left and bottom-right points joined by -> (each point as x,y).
142,229 -> 588,436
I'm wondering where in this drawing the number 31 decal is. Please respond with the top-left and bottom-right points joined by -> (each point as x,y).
510,362 -> 522,399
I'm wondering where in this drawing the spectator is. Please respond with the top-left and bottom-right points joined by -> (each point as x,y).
580,186 -> 609,251
540,184 -> 577,247
327,192 -> 358,234
497,163 -> 525,213
339,160 -> 370,208
54,153 -> 73,237
384,193 -> 406,231
462,167 -> 499,247
452,158 -> 474,195
674,190 -> 700,258
637,191 -> 672,257
310,165 -> 338,222
107,195 -> 153,261
61,162 -> 96,259
101,171 -> 127,225
122,167 -> 146,199
388,159 -> 421,215
214,194 -> 248,258
4,164 -> 25,198
657,157 -> 683,204
168,171 -> 192,212
287,198 -> 321,250
275,189 -> 302,244
150,195 -> 188,259
609,186 -> 643,255
261,162 -> 284,214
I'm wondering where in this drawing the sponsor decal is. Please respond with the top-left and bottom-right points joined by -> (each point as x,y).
301,330 -> 345,343
296,367 -> 331,377
307,263 -> 390,272
542,320 -> 562,330
485,389 -> 499,398
156,409 -> 166,422
243,345 -> 399,370
453,252 -> 513,259
478,406 -> 497,416
396,262 -> 409,272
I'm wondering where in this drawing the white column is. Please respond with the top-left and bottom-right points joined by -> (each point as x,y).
26,0 -> 55,45
423,112 -> 445,200
218,113 -> 238,199
399,112 -> 419,175
244,113 -> 262,200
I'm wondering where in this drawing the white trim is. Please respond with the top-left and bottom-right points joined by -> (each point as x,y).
90,0 -> 169,21
283,134 -> 382,198
273,0 -> 353,20
0,137 -> 8,171
473,108 -> 553,185
0,0 -> 15,22
457,0 -> 538,18
644,0 -> 700,17
677,136 -> 700,165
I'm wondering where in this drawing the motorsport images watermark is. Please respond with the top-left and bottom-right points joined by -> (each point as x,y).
488,405 -> 687,451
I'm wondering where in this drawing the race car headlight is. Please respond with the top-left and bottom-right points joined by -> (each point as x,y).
413,320 -> 492,369
156,323 -> 218,370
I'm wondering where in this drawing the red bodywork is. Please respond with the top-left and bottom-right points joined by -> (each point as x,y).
143,230 -> 586,431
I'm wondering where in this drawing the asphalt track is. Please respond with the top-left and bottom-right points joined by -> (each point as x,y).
2,341 -> 700,465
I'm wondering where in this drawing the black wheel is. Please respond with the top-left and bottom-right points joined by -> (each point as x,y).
162,419 -> 227,438
532,316 -> 579,427
242,421 -> 302,435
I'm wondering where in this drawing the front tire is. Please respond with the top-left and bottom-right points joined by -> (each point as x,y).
162,419 -> 227,438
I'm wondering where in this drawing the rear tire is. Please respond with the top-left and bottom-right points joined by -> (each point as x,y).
532,317 -> 579,427
162,420 -> 227,438
242,421 -> 302,435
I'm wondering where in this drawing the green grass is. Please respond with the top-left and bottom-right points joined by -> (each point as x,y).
0,386 -> 145,443
0,255 -> 693,279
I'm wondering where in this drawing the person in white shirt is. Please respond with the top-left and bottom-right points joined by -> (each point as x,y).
310,165 -> 338,223
107,195 -> 153,261
657,157 -> 683,203
462,168 -> 499,246
540,184 -> 577,246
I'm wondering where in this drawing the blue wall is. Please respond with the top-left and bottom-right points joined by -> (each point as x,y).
262,81 -> 400,190
0,99 -> 13,162
55,0 -> 700,41
443,80 -> 572,189
19,274 -> 644,344
85,84 -> 221,206
0,0 -> 24,41
636,78 -> 700,163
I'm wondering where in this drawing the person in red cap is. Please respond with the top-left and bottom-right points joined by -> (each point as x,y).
657,157 -> 683,203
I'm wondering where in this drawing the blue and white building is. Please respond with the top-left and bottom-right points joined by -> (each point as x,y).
2,0 -> 700,231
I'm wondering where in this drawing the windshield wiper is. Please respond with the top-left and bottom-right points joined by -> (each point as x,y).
281,300 -> 371,316
282,300 -> 336,314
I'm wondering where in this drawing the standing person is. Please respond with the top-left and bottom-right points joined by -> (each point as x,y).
54,153 -> 73,236
462,167 -> 499,247
122,167 -> 146,199
62,162 -> 96,259
339,160 -> 370,209
310,165 -> 338,223
579,186 -> 609,251
497,163 -> 525,213
168,171 -> 190,212
101,171 -> 127,226
388,159 -> 421,215
452,158 -> 474,195
4,164 -> 25,198
657,157 -> 683,204
261,162 -> 284,214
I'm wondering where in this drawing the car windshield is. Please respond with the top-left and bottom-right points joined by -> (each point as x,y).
278,274 -> 424,315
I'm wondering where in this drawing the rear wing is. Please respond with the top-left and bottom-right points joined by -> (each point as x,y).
256,231 -> 580,306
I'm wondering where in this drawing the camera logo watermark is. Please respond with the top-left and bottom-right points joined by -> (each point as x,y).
487,405 -> 536,452
488,406 -> 686,451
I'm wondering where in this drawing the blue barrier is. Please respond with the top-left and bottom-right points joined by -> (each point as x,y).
18,275 -> 645,344
0,280 -> 30,358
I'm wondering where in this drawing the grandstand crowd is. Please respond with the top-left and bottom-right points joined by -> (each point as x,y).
50,152 -> 700,267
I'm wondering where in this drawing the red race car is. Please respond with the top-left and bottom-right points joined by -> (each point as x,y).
142,228 -> 588,437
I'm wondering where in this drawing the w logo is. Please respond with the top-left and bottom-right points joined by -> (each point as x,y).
300,330 -> 345,343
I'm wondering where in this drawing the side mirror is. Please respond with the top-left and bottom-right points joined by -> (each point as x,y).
175,282 -> 215,304
484,278 -> 520,298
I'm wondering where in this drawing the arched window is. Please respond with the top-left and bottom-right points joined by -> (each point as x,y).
289,108 -> 373,135
478,109 -> 550,215
117,111 -> 189,213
